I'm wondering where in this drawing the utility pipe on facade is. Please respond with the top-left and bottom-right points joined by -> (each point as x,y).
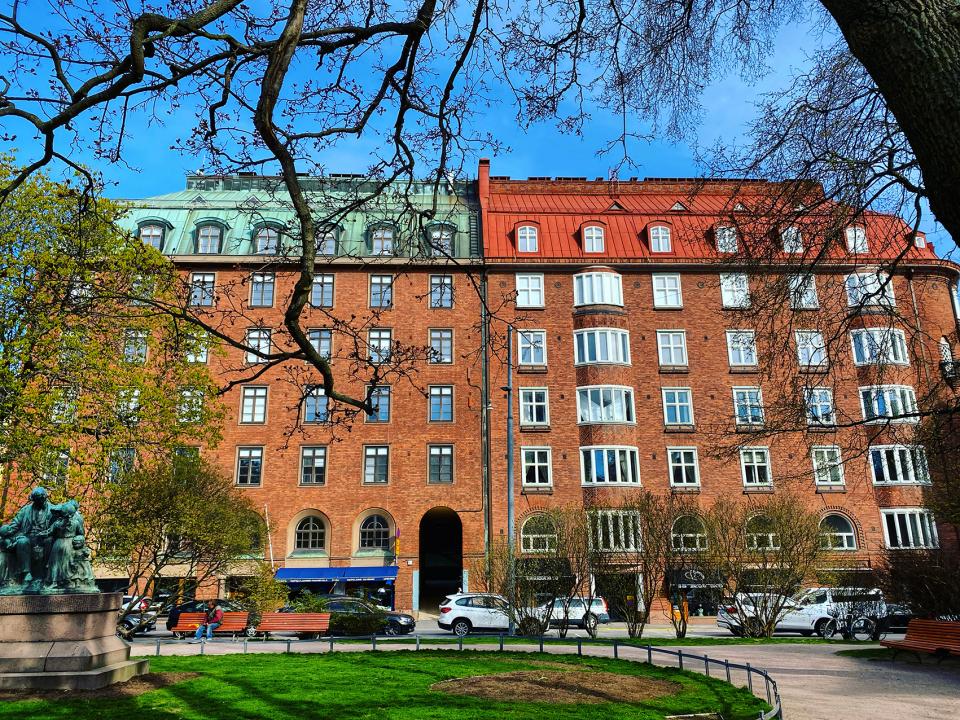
503,324 -> 515,636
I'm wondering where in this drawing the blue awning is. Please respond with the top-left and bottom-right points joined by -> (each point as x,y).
275,566 -> 398,583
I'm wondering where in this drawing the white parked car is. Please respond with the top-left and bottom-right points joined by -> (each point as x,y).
718,588 -> 886,638
438,592 -> 510,636
537,597 -> 611,632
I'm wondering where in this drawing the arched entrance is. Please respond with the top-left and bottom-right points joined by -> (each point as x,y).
418,507 -> 463,612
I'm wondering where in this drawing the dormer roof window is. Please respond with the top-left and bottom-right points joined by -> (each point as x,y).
196,224 -> 222,254
583,225 -> 605,253
517,225 -> 538,253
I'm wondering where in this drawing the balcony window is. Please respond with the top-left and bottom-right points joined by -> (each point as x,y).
580,446 -> 641,486
573,272 -> 623,306
851,328 -> 908,365
576,386 -> 635,424
574,328 -> 631,365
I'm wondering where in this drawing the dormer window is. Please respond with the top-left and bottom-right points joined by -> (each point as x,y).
139,224 -> 165,251
427,225 -> 454,257
370,225 -> 395,255
649,225 -> 672,253
317,228 -> 338,255
583,226 -> 605,253
716,225 -> 738,253
845,226 -> 868,254
196,224 -> 222,254
517,225 -> 538,253
255,226 -> 280,254
781,226 -> 803,254
914,233 -> 927,249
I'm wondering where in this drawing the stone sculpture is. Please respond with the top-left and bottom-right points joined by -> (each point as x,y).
0,487 -> 99,595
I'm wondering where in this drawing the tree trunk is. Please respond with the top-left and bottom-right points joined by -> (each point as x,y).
821,0 -> 960,240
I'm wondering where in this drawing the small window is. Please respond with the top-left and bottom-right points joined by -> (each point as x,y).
307,329 -> 332,359
726,330 -> 757,367
652,274 -> 683,308
649,225 -> 672,253
746,514 -> 779,549
303,386 -> 328,423
661,387 -> 694,426
140,224 -> 165,251
719,273 -> 750,308
429,329 -> 453,364
430,275 -> 454,308
295,516 -> 326,551
521,447 -> 553,488
521,513 -> 556,551
311,274 -> 335,308
365,386 -> 391,423
185,333 -> 208,364
733,387 -> 764,426
805,387 -> 836,426
796,330 -> 827,368
672,515 -> 707,551
196,225 -> 222,254
236,447 -> 263,486
845,226 -> 868,254
240,387 -> 267,424
741,448 -> 772,487
781,226 -> 803,253
519,388 -> 549,427
428,445 -> 454,484
245,329 -> 271,364
517,226 -> 539,253
820,515 -> 856,550
914,233 -> 927,249
370,275 -> 393,308
370,225 -> 395,255
427,225 -> 454,256
359,514 -> 390,548
300,447 -> 327,485
428,386 -> 454,422
317,229 -> 338,255
250,272 -> 275,308
715,225 -> 738,253
583,225 -> 605,253
363,448 -> 390,485
189,273 -> 216,307
788,274 -> 819,309
591,510 -> 642,550
518,330 -> 547,366
516,273 -> 545,308
123,329 -> 148,364
812,447 -> 844,486
368,329 -> 392,363
667,447 -> 699,487
256,226 -> 280,254
657,330 -> 687,367
178,389 -> 203,424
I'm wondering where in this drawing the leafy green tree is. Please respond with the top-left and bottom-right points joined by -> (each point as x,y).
0,159 -> 221,518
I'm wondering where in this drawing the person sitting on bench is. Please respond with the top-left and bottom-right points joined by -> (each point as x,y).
188,600 -> 223,643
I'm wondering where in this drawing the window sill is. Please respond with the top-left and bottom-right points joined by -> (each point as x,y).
289,551 -> 329,558
791,306 -> 820,312
581,483 -> 641,489
522,485 -> 554,495
652,305 -> 684,311
518,365 -> 548,374
806,425 -> 837,433
670,485 -> 701,494
573,305 -> 626,315
664,424 -> 696,433
799,365 -> 830,374
815,485 -> 846,493
729,366 -> 760,374
873,482 -> 932,488
516,305 -> 545,311
735,425 -> 765,433
659,366 -> 689,374
721,305 -> 751,311
849,305 -> 895,316
743,485 -> 774,494
520,425 -> 552,433
298,483 -> 327,488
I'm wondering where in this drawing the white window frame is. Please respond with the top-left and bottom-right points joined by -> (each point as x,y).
140,224 -> 164,251
369,274 -> 393,308
519,388 -> 550,427
881,508 -> 939,549
733,386 -> 764,426
661,387 -> 694,426
197,224 -> 222,254
845,272 -> 895,308
583,225 -> 605,253
307,328 -> 332,359
430,275 -> 454,308
820,514 -> 857,550
859,385 -> 918,424
363,445 -> 390,484
652,273 -> 683,308
518,329 -> 547,366
781,226 -> 803,253
428,444 -> 455,484
667,447 -> 700,487
573,272 -> 623,306
429,328 -> 453,364
656,330 -> 688,366
240,386 -> 267,424
850,327 -> 909,365
311,273 -> 335,308
726,330 -> 757,367
250,272 -> 275,308
649,225 -> 672,253
428,385 -> 454,423
300,446 -> 327,486
788,274 -> 819,309
580,446 -> 641,486
574,328 -> 631,365
515,273 -> 545,308
805,387 -> 836,426
576,385 -> 636,425
236,446 -> 263,487
255,226 -> 280,254
591,510 -> 642,551
517,225 -> 539,253
846,226 -> 868,254
719,273 -> 750,308
189,272 -> 216,307
740,447 -> 772,487
869,446 -> 930,485
811,446 -> 845,487
521,447 -> 553,487
370,225 -> 395,255
795,330 -> 827,368
245,328 -> 271,364
368,328 -> 392,363
716,225 -> 738,253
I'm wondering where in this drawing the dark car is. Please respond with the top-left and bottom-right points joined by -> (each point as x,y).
873,604 -> 914,638
164,598 -> 246,631
317,595 -> 415,635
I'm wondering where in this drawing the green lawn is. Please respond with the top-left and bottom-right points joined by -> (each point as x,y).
357,634 -> 850,647
0,651 -> 770,720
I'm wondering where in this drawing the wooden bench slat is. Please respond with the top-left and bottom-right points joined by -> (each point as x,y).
171,611 -> 250,634
256,612 -> 331,635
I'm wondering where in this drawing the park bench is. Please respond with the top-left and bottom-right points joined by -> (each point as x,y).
880,619 -> 960,661
256,612 -> 331,639
170,611 -> 250,639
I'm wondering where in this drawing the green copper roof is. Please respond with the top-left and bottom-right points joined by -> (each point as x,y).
121,175 -> 481,259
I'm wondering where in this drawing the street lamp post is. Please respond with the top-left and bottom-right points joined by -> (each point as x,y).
504,324 -> 515,636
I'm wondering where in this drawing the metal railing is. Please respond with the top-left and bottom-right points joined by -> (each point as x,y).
144,633 -> 783,719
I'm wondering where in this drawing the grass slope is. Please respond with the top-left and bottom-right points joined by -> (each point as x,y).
0,651 -> 769,720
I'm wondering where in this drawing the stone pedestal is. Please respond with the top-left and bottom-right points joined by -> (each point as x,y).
0,592 -> 149,690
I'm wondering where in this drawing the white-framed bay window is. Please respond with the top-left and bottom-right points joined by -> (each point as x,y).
850,327 -> 908,365
882,509 -> 938,549
574,328 -> 631,365
590,510 -> 641,551
573,271 -> 623,306
859,385 -> 918,424
869,446 -> 930,485
577,385 -> 635,424
580,446 -> 641,486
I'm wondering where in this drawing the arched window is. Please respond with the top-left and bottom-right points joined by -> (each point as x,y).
369,225 -> 395,255
139,224 -> 165,251
517,226 -> 538,253
746,515 -> 780,550
196,224 -> 222,254
317,228 -> 338,255
255,226 -> 280,254
295,516 -> 327,551
520,514 -> 557,553
359,514 -> 390,550
672,515 -> 707,552
781,226 -> 803,254
583,225 -> 605,253
426,225 -> 454,256
820,514 -> 856,550
715,225 -> 738,253
845,226 -> 868,254
649,225 -> 672,253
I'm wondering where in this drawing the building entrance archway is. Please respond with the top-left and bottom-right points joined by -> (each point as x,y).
418,507 -> 462,612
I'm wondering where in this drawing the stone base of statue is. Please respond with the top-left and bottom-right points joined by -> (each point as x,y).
0,592 -> 149,690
